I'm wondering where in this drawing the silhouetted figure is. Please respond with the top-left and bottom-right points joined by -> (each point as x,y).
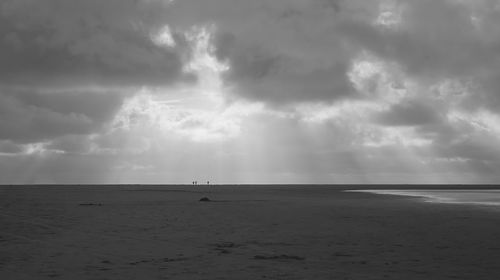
207,181 -> 210,185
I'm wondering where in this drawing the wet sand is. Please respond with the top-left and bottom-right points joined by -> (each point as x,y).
1,185 -> 500,279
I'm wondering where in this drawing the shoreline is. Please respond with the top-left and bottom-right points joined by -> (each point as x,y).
346,189 -> 500,207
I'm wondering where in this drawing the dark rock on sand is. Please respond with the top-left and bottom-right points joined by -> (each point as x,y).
215,242 -> 237,248
78,203 -> 102,206
199,197 -> 211,202
253,254 -> 305,261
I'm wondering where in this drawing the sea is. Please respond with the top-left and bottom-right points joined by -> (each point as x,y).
347,189 -> 500,207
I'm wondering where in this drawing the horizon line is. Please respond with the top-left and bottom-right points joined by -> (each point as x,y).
1,183 -> 500,187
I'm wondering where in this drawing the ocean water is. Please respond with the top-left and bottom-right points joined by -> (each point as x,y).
347,189 -> 500,207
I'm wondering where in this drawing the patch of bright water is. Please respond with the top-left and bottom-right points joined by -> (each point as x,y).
347,189 -> 500,207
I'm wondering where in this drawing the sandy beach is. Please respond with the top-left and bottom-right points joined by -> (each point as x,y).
1,185 -> 500,279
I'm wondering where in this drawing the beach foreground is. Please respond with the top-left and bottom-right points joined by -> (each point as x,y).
1,185 -> 500,279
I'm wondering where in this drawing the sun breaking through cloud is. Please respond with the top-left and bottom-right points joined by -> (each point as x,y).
1,0 -> 500,184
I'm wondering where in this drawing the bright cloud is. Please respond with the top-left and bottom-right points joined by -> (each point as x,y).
1,0 -> 500,184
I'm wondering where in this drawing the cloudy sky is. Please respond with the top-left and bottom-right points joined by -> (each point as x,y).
1,0 -> 500,184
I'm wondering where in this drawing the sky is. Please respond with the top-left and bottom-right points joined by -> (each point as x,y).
1,0 -> 500,184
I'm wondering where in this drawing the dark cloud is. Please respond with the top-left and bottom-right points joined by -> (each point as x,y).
46,135 -> 93,154
474,73 -> 500,111
3,88 -> 125,123
0,0 -> 195,147
339,1 -> 498,77
375,100 -> 443,127
0,0 -> 191,87
338,0 -> 500,113
0,140 -> 24,154
217,41 -> 355,104
165,0 -> 380,104
0,89 -> 124,143
438,139 -> 500,163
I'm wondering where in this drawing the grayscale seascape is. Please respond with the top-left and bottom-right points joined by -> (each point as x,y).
1,0 -> 500,279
